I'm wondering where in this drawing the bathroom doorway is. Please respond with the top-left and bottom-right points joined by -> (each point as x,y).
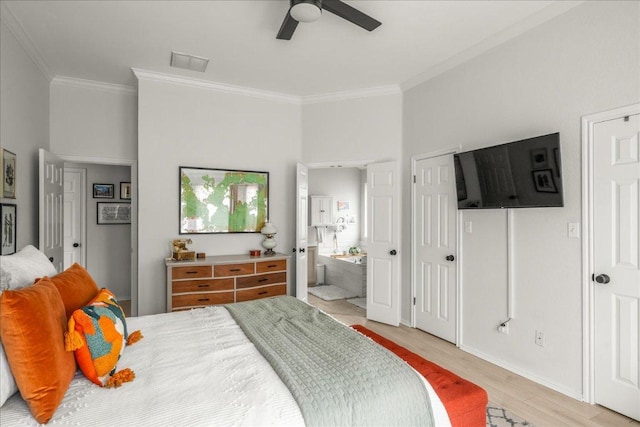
306,165 -> 367,311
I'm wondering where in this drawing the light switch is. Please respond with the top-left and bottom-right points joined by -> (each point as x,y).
465,221 -> 472,233
568,222 -> 580,238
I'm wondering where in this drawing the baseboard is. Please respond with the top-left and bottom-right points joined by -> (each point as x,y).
459,344 -> 583,401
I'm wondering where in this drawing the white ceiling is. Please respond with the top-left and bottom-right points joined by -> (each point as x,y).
2,1 -> 582,97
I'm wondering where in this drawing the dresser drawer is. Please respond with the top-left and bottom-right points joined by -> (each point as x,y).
214,263 -> 254,277
236,284 -> 286,302
256,259 -> 287,273
171,265 -> 212,280
172,278 -> 234,294
236,272 -> 286,290
172,292 -> 234,309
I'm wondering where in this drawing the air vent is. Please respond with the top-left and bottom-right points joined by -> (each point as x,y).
170,51 -> 209,72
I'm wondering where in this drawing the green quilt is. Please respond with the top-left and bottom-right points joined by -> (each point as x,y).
226,296 -> 434,427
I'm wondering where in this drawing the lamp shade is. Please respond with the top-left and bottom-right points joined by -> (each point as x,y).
261,221 -> 278,236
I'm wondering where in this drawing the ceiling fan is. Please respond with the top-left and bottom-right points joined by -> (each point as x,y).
277,0 -> 381,40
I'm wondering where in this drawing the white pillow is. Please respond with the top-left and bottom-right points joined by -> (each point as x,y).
0,245 -> 58,406
0,345 -> 16,407
0,245 -> 58,291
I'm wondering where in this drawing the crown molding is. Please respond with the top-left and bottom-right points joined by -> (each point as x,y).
1,1 -> 53,81
51,75 -> 137,95
300,85 -> 402,105
132,68 -> 301,105
131,68 -> 402,105
400,1 -> 585,91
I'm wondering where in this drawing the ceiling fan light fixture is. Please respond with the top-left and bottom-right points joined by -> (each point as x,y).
290,0 -> 322,23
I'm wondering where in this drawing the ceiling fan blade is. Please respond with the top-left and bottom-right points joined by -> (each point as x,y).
276,12 -> 299,40
321,0 -> 381,31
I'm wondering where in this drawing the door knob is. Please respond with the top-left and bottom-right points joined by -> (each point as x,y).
594,274 -> 610,284
446,255 -> 455,261
73,243 -> 80,248
49,257 -> 54,262
292,248 -> 297,253
389,249 -> 397,256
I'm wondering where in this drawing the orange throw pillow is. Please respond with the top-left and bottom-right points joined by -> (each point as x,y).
49,263 -> 100,319
0,278 -> 76,424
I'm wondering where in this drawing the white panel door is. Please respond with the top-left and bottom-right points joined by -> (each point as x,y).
39,149 -> 64,272
593,114 -> 640,421
367,161 -> 400,326
296,163 -> 309,302
63,168 -> 86,269
414,155 -> 457,343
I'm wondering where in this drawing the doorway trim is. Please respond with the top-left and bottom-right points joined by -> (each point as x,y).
580,103 -> 639,403
410,147 -> 461,345
59,154 -> 138,317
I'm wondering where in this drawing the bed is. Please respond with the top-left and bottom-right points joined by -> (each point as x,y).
0,246 -> 481,426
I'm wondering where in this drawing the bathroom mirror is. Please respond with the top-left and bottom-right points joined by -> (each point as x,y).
179,167 -> 269,234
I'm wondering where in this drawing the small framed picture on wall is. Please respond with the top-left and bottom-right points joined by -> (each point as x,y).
97,202 -> 131,224
93,183 -> 114,199
120,182 -> 131,200
1,203 -> 17,255
2,149 -> 16,199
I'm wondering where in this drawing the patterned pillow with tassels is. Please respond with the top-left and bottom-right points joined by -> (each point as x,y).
65,288 -> 142,388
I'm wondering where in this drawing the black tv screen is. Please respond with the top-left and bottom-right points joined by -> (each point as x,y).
454,133 -> 563,209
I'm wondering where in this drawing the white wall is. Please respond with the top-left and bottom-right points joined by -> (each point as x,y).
64,162 -> 131,299
308,167 -> 362,254
402,1 -> 640,397
136,76 -> 301,315
301,93 -> 402,164
0,19 -> 50,249
50,80 -> 137,160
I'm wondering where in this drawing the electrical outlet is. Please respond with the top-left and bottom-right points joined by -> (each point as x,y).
535,330 -> 544,347
465,221 -> 473,233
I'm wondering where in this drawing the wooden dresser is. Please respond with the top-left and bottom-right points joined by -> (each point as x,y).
165,253 -> 290,312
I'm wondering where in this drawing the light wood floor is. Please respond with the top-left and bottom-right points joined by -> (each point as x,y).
307,294 -> 639,427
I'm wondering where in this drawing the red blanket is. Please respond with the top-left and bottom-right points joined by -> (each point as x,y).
351,325 -> 487,427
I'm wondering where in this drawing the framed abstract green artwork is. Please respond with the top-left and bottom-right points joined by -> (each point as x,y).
179,167 -> 269,234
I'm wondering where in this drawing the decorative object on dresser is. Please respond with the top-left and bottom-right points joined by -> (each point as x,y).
1,203 -> 17,255
171,238 -> 195,261
165,253 -> 290,312
2,149 -> 16,199
260,221 -> 278,255
92,183 -> 114,199
179,167 -> 268,234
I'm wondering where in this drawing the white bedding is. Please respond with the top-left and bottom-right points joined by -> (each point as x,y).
0,306 -> 449,426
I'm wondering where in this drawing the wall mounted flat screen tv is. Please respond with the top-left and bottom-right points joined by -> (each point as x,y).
453,132 -> 563,209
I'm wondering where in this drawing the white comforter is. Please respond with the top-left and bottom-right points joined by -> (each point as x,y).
0,306 -> 449,426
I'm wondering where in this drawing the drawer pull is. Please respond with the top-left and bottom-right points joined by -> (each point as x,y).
258,291 -> 268,295
230,269 -> 241,272
197,284 -> 210,288
186,271 -> 199,275
267,264 -> 278,268
258,278 -> 268,282
197,298 -> 210,302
